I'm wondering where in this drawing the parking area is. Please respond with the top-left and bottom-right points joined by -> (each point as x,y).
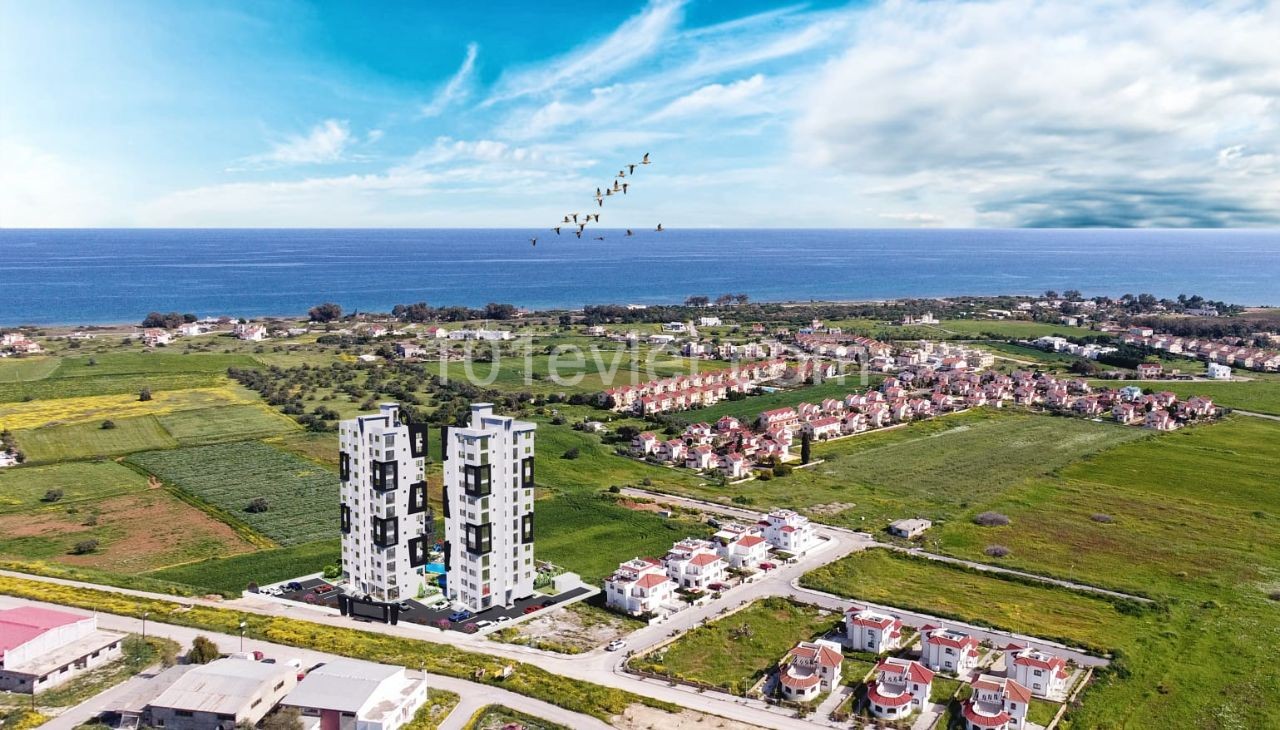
261,578 -> 595,634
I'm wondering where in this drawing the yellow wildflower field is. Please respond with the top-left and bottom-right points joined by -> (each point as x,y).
0,386 -> 252,430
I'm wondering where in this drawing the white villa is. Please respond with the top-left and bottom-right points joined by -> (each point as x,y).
1003,645 -> 1069,699
760,509 -> 819,554
716,531 -> 769,569
663,539 -> 727,590
920,625 -> 981,674
844,606 -> 904,654
777,639 -> 844,702
234,323 -> 268,341
962,674 -> 1031,730
867,657 -> 935,721
603,558 -> 676,617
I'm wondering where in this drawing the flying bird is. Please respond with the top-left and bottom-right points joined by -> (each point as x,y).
605,188 -> 613,197
563,215 -> 570,223
641,152 -> 650,165
591,214 -> 600,222
594,235 -> 605,240
625,229 -> 633,237
571,213 -> 579,223
553,227 -> 561,235
575,230 -> 582,239
617,170 -> 626,178
628,164 -> 636,174
530,238 -> 537,247
621,183 -> 629,194
612,181 -> 621,192
597,198 -> 603,207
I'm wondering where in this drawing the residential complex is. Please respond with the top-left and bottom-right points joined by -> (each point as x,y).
443,403 -> 537,612
339,404 -> 433,603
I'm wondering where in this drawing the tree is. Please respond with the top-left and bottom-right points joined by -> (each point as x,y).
1063,289 -> 1083,300
188,635 -> 220,664
483,302 -> 518,320
685,295 -> 710,308
42,489 -> 64,502
562,447 -> 580,460
245,497 -> 269,513
308,302 -> 343,323
800,432 -> 812,465
101,420 -> 117,430
141,311 -> 194,329
71,539 -> 99,555
138,388 -> 152,402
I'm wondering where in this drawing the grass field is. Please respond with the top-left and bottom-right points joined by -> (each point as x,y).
653,409 -> 1146,531
48,352 -> 260,378
631,597 -> 839,694
0,358 -> 60,382
0,461 -> 152,513
1096,378 -> 1280,416
800,550 -> 1153,653
932,319 -> 1088,339
127,442 -> 338,546
15,416 -> 179,462
148,538 -> 340,595
439,350 -> 729,395
0,372 -> 229,403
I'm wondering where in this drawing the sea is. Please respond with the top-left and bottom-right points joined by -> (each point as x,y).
1,228 -> 1278,326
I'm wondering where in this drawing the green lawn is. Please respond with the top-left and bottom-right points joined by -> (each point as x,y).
0,372 -> 227,403
631,597 -> 840,694
1094,378 -> 1280,416
653,409 -> 1146,531
0,461 -> 151,513
671,376 -> 881,425
148,539 -> 340,595
157,404 -> 299,445
50,351 -> 261,378
932,319 -> 1088,339
0,358 -> 60,383
800,549 -> 1152,654
15,416 -> 178,463
126,442 -> 338,546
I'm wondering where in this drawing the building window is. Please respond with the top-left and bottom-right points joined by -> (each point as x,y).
339,451 -> 351,481
464,464 -> 491,497
340,504 -> 351,534
408,481 -> 428,514
465,522 -> 492,555
371,460 -> 399,491
372,515 -> 399,548
409,422 -> 428,458
520,457 -> 535,488
521,513 -> 534,544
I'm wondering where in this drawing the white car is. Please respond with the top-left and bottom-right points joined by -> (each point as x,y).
606,639 -> 627,652
495,616 -> 511,623
474,620 -> 494,629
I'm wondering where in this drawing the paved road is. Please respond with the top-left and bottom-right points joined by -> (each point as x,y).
0,594 -> 609,730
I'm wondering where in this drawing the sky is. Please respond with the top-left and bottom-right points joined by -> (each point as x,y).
1,0 -> 1278,228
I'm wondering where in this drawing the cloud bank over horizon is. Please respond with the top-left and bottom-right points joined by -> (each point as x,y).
2,0 -> 1278,228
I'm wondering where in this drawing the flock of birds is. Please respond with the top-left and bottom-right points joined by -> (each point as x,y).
530,152 -> 662,246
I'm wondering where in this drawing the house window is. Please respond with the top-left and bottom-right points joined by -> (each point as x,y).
371,515 -> 399,548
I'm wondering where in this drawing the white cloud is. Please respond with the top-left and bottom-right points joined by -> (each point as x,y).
240,119 -> 354,167
795,0 -> 1280,226
485,0 -> 685,104
420,42 -> 479,117
0,139 -> 117,226
651,74 -> 767,120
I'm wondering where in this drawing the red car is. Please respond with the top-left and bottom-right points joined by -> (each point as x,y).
708,583 -> 729,591
759,562 -> 776,571
523,605 -> 540,615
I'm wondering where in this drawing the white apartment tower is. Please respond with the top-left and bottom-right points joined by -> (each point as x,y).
443,403 -> 536,612
339,404 -> 432,603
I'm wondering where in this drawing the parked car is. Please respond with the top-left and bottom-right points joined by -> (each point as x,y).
495,615 -> 511,623
523,605 -> 540,615
428,598 -> 450,610
606,640 -> 627,652
396,601 -> 413,611
285,582 -> 304,591
474,620 -> 493,629
448,609 -> 473,622
539,599 -> 554,608
708,582 -> 729,591
758,562 -> 776,571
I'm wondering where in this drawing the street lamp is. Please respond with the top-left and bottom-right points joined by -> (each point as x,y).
239,620 -> 247,652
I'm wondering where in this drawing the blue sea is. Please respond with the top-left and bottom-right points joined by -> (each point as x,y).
1,228 -> 1278,326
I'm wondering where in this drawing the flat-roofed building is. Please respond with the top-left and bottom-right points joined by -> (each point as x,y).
146,658 -> 298,730
0,606 -> 125,694
281,658 -> 429,730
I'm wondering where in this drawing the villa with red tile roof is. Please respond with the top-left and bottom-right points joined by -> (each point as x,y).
716,532 -> 769,569
803,416 -> 842,440
777,639 -> 844,702
0,606 -> 126,693
961,674 -> 1031,729
761,509 -> 819,553
757,407 -> 800,430
603,558 -> 677,617
844,606 -> 904,655
1003,645 -> 1069,699
663,539 -> 727,590
867,657 -> 935,721
631,431 -> 659,456
920,625 -> 981,674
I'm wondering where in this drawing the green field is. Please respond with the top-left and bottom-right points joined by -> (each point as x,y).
0,372 -> 228,403
932,319 -> 1088,339
1096,378 -> 1280,416
16,416 -> 179,463
631,597 -> 839,694
439,349 -> 729,395
0,461 -> 151,513
0,358 -> 60,382
127,442 -> 338,546
653,409 -> 1146,530
50,352 -> 261,378
157,404 -> 299,444
800,550 -> 1152,653
148,539 -> 340,594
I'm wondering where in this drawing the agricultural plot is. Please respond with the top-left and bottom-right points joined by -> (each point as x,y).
50,352 -> 260,378
0,461 -> 151,514
15,416 -> 178,463
0,357 -> 60,383
931,319 -> 1088,339
0,372 -> 227,403
630,597 -> 839,694
0,387 -> 250,430
148,538 -> 340,595
127,442 -> 338,546
157,404 -> 298,445
0,489 -> 254,573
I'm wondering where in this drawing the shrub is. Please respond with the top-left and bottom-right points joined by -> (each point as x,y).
71,539 -> 100,555
772,463 -> 792,477
322,564 -> 341,580
245,497 -> 270,513
101,420 -> 117,430
188,635 -> 220,664
1090,513 -> 1114,523
756,471 -> 772,481
973,511 -> 1011,527
138,388 -> 152,402
562,447 -> 580,460
985,545 -> 1011,558
1269,590 -> 1280,602
607,485 -> 621,493
42,489 -> 64,503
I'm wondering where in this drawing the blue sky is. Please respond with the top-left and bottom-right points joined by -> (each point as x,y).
2,0 -> 1278,228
